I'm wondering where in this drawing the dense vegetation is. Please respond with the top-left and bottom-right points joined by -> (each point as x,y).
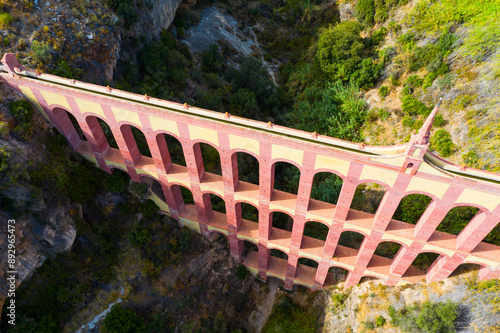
388,301 -> 459,333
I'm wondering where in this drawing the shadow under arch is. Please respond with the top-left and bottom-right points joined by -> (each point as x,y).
155,131 -> 186,167
324,266 -> 349,286
273,161 -> 301,195
350,182 -> 387,214
449,263 -> 481,278
403,252 -> 441,277
52,107 -> 86,148
234,150 -> 259,186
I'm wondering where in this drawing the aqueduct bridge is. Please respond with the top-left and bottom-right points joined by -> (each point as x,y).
2,54 -> 500,290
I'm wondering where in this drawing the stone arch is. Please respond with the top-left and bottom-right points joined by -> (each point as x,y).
84,115 -> 114,155
436,205 -> 481,235
242,239 -> 258,256
273,161 -> 301,195
93,117 -> 118,149
302,221 -> 330,242
310,171 -> 344,205
270,211 -> 294,234
202,192 -> 226,214
155,132 -> 186,167
52,107 -> 85,148
325,266 -> 350,286
239,201 -> 259,223
175,184 -> 195,207
373,241 -> 403,260
208,230 -> 229,242
298,257 -> 319,269
270,248 -> 288,260
450,263 -> 482,278
338,230 -> 366,250
359,276 -> 379,284
196,142 -> 222,176
350,182 -> 388,214
392,193 -> 434,225
233,151 -> 260,186
404,252 -> 441,276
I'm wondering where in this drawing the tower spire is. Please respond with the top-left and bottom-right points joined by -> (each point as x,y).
411,97 -> 443,146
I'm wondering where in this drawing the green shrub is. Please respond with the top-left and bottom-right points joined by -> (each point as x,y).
139,199 -> 159,219
378,85 -> 389,97
201,44 -> 222,73
363,320 -> 375,330
128,182 -> 148,199
0,13 -> 13,28
401,115 -> 415,128
393,194 -> 432,224
263,297 -> 317,333
375,315 -> 386,327
401,95 -> 430,116
433,114 -> 445,127
389,301 -> 458,333
236,265 -> 249,280
105,170 -> 129,193
331,292 -> 347,309
355,0 -> 375,25
103,304 -> 145,333
0,148 -> 9,176
30,41 -> 53,64
430,129 -> 455,157
128,223 -> 151,248
9,100 -> 34,136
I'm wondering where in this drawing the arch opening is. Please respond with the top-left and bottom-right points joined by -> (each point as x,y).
52,108 -> 86,147
236,152 -> 259,185
298,257 -> 319,269
242,240 -> 258,256
436,206 -> 480,235
66,110 -> 86,141
450,263 -> 481,278
97,118 -> 119,149
310,172 -> 343,205
359,276 -> 378,284
140,176 -> 166,202
178,185 -> 194,205
483,221 -> 500,246
206,193 -> 226,214
373,241 -> 402,260
273,162 -> 300,195
130,125 -> 152,157
270,249 -> 288,260
200,143 -> 221,175
303,221 -> 329,241
325,267 -> 349,286
392,194 -> 433,224
405,252 -> 440,275
157,133 -> 186,166
350,183 -> 387,214
241,202 -> 258,223
271,211 -> 294,232
338,231 -> 365,250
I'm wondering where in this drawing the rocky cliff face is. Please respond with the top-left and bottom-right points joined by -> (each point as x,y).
132,0 -> 182,40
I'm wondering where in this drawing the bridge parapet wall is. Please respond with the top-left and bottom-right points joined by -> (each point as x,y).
2,55 -> 500,289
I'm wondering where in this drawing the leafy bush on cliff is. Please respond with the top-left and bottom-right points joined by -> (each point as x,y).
389,301 -> 458,333
430,129 -> 455,157
104,304 -> 145,333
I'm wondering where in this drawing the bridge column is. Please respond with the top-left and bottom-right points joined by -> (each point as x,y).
345,267 -> 364,287
147,132 -> 172,175
285,249 -> 299,290
456,210 -> 500,252
355,230 -> 383,268
229,232 -> 243,261
314,260 -> 331,287
372,190 -> 405,230
258,241 -> 270,279
218,134 -> 241,231
158,177 -> 184,219
322,223 -> 342,257
333,163 -> 363,221
52,108 -> 82,149
112,124 -> 142,165
426,252 -> 467,282
290,215 -> 306,249
177,124 -> 212,224
259,142 -> 273,240
390,242 -> 424,277
78,117 -> 110,157
413,186 -> 464,241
